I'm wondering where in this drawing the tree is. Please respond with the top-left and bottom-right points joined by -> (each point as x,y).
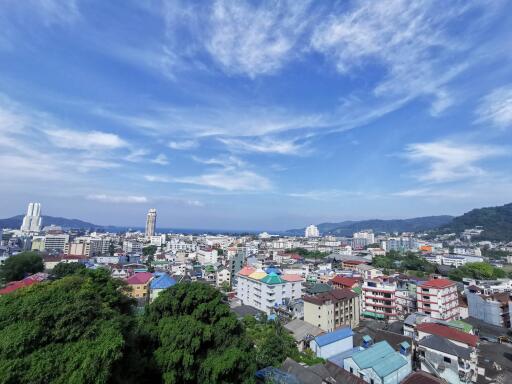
255,321 -> 298,368
0,251 -> 43,284
448,262 -> 506,281
52,262 -> 86,279
144,282 -> 256,384
109,240 -> 116,256
0,269 -> 134,383
143,245 -> 158,258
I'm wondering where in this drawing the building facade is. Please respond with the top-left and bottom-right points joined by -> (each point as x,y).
417,279 -> 460,321
145,208 -> 157,238
304,288 -> 360,331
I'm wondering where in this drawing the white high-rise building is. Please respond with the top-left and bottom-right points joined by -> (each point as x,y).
20,202 -> 43,233
145,208 -> 157,238
353,230 -> 375,245
305,224 -> 320,238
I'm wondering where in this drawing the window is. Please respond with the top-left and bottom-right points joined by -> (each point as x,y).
370,380 -> 375,384
444,356 -> 451,363
350,368 -> 353,374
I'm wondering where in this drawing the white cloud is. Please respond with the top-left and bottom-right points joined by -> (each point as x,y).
151,153 -> 169,165
219,136 -> 306,155
144,175 -> 171,183
175,169 -> 271,191
168,140 -> 198,150
45,129 -> 127,150
204,0 -> 314,77
192,155 -> 246,168
392,188 -> 471,198
403,141 -> 507,183
86,194 -> 148,203
476,85 -> 512,128
311,1 -> 496,114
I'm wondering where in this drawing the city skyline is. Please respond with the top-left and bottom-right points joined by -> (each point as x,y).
1,1 -> 512,230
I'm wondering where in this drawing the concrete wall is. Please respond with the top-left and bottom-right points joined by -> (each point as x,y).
311,335 -> 353,359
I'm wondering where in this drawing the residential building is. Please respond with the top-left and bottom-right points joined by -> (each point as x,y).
353,230 -> 375,246
236,266 -> 303,315
417,279 -> 460,321
126,272 -> 153,299
304,289 -> 360,331
466,286 -> 511,328
331,275 -> 360,289
123,240 -> 143,254
305,225 -> 320,238
20,202 -> 42,233
43,234 -> 69,251
284,319 -> 323,352
216,267 -> 231,288
145,208 -> 157,238
197,247 -> 218,265
415,323 -> 478,349
362,277 -> 399,321
417,334 -> 478,383
310,326 -> 354,359
355,264 -> 383,280
343,340 -> 411,384
149,273 -> 176,302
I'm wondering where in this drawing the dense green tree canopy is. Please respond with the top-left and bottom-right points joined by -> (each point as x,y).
52,262 -> 86,279
144,282 -> 256,384
0,269 -> 134,384
0,251 -> 44,284
143,245 -> 158,257
372,251 -> 435,275
448,262 -> 506,281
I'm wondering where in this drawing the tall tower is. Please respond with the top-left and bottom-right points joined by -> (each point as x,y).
145,208 -> 157,238
20,202 -> 43,233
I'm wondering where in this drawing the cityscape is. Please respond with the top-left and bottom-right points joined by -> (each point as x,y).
1,1 -> 512,384
2,201 -> 512,383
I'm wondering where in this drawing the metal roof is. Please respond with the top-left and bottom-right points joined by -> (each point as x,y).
314,326 -> 353,347
352,341 -> 408,378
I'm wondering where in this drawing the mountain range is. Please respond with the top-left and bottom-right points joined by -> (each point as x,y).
285,216 -> 454,237
0,215 -> 100,230
1,202 -> 512,241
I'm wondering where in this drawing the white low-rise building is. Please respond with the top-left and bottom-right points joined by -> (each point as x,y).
236,266 -> 303,315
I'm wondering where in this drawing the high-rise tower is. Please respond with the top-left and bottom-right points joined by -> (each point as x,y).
145,208 -> 157,238
20,202 -> 43,233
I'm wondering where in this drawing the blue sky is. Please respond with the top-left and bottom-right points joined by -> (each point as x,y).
1,0 -> 512,230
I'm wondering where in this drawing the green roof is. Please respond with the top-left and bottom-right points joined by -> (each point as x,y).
306,283 -> 332,294
449,320 -> 473,333
362,311 -> 385,319
260,272 -> 285,285
352,287 -> 362,295
352,341 -> 407,378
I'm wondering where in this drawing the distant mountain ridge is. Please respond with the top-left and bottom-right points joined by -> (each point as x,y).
0,215 -> 100,230
286,215 -> 454,236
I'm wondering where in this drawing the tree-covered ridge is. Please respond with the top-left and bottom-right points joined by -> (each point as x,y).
443,202 -> 512,241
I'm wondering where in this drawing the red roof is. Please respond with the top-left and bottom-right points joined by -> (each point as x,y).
238,266 -> 256,276
331,275 -> 360,287
417,323 -> 478,347
125,272 -> 153,285
420,278 -> 456,289
343,260 -> 368,265
282,274 -> 303,282
0,279 -> 38,295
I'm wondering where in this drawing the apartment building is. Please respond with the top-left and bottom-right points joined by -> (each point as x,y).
362,277 -> 399,321
236,266 -> 303,315
417,279 -> 460,321
466,285 -> 511,328
303,288 -> 360,331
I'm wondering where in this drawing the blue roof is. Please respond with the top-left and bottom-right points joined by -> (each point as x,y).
352,341 -> 408,378
314,327 -> 353,347
150,273 -> 176,290
264,266 -> 282,275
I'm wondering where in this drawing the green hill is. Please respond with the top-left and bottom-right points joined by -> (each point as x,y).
443,203 -> 512,242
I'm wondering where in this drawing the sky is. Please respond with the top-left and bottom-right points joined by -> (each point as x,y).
1,0 -> 512,231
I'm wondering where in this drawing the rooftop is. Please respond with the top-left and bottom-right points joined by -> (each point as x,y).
150,273 -> 176,290
419,334 -> 471,359
331,275 -> 360,287
314,326 -> 353,347
304,288 -> 358,306
416,323 -> 478,347
351,340 -> 407,377
420,278 -> 455,289
125,272 -> 153,285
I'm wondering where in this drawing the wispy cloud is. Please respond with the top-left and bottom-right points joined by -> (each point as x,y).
403,140 -> 507,183
175,169 -> 271,191
168,140 -> 199,150
86,194 -> 148,204
144,175 -> 171,183
219,136 -> 307,155
476,85 -> 512,128
151,153 -> 169,165
45,129 -> 127,150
